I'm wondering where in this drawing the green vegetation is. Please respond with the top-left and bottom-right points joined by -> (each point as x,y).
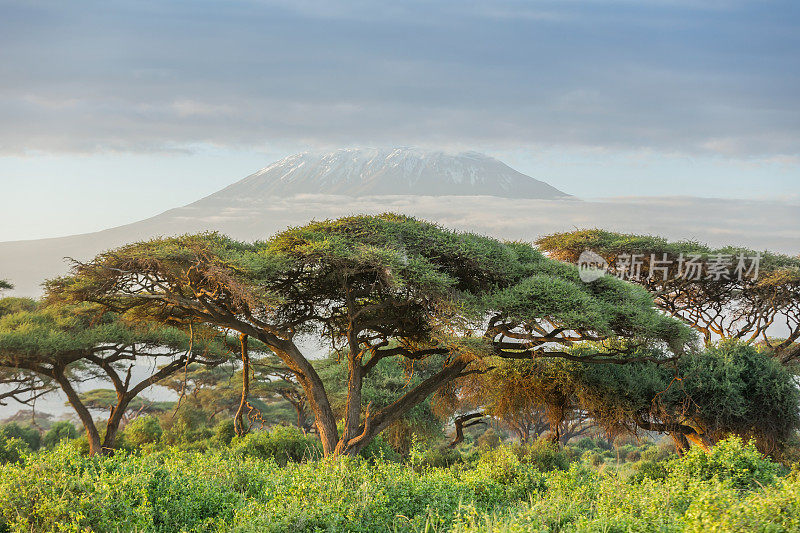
45,214 -> 690,456
0,435 -> 798,532
2,216 -> 800,531
536,228 -> 800,362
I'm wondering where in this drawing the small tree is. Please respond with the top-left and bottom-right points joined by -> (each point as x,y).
454,358 -> 593,444
50,214 -> 690,456
77,389 -> 173,424
0,299 -> 231,454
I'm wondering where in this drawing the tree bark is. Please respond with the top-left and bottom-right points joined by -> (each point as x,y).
102,393 -> 132,451
267,338 -> 339,456
337,356 -> 471,456
449,412 -> 484,448
56,372 -> 102,455
234,334 -> 250,437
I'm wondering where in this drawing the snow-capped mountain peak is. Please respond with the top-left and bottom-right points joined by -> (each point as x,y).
211,148 -> 569,199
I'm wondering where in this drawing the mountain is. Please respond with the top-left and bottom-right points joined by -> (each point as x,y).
1,148 -> 798,299
206,148 -> 570,200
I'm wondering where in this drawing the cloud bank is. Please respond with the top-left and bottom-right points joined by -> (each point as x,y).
1,0 -> 798,158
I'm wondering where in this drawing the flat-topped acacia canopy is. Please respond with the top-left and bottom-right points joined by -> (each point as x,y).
49,214 -> 691,456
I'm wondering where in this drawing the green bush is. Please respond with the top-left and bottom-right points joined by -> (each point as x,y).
667,436 -> 784,490
212,419 -> 235,447
631,459 -> 668,482
0,435 -> 29,464
232,426 -> 322,465
160,406 -> 213,446
359,434 -> 402,462
511,439 -> 571,472
123,416 -> 163,447
0,433 -> 798,532
0,423 -> 40,451
41,421 -> 77,449
476,429 -> 501,450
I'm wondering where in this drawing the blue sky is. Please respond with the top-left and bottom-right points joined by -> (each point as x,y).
1,0 -> 798,240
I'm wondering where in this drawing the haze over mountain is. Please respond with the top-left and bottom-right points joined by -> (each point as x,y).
206,148 -> 570,200
1,148 -> 798,299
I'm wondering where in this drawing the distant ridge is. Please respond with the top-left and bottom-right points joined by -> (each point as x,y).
205,148 -> 570,200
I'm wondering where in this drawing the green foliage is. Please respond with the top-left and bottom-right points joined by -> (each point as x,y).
232,426 -> 322,465
561,342 -> 800,454
45,214 -> 691,457
358,434 -> 402,462
0,297 -> 36,318
213,419 -> 236,447
0,423 -> 40,451
160,406 -> 213,447
123,416 -> 163,447
41,421 -> 77,449
2,437 -> 797,532
535,229 -> 800,359
631,460 -> 669,482
667,436 -> 784,490
678,342 -> 800,449
0,435 -> 28,464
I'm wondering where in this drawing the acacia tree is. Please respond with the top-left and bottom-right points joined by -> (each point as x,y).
555,342 -> 800,455
536,230 -> 800,363
50,214 -> 690,457
158,353 -> 301,431
77,389 -> 174,424
0,299 -> 231,454
254,359 -> 311,431
456,359 -> 595,444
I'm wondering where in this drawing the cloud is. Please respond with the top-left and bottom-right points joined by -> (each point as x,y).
0,0 -> 798,158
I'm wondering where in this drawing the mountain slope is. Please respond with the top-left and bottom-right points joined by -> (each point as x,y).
1,149 -> 797,298
207,148 -> 570,200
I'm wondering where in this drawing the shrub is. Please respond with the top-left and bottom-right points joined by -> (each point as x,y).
232,426 -> 322,465
641,440 -> 675,462
476,429 -> 501,450
41,421 -> 77,448
0,423 -> 40,451
631,460 -> 668,482
0,435 -> 28,464
124,416 -> 163,447
514,439 -> 571,472
667,436 -> 785,490
213,419 -> 236,447
160,406 -> 212,446
359,434 -> 402,462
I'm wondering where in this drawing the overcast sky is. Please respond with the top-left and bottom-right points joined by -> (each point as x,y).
1,0 -> 798,241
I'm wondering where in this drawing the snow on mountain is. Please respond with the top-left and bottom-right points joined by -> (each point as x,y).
206,148 -> 570,200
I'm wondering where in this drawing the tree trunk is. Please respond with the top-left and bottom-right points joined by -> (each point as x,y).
56,372 -> 102,455
671,433 -> 690,455
234,334 -> 250,437
449,412 -> 484,448
294,402 -> 306,430
334,350 -> 364,456
336,356 -> 471,457
270,339 -> 339,456
102,394 -> 132,452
